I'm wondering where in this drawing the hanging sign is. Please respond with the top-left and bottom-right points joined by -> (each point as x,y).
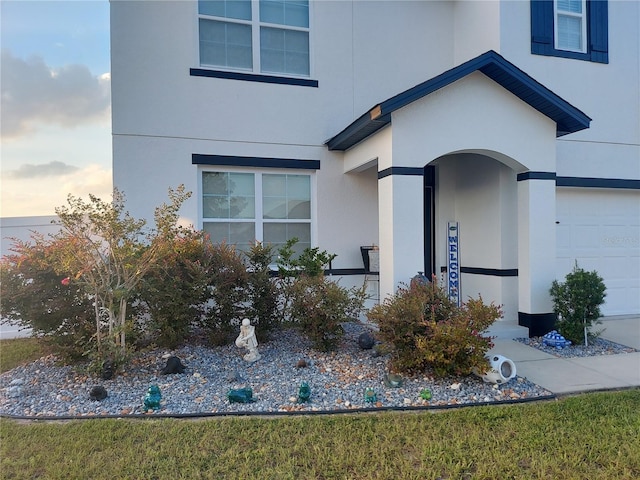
447,222 -> 460,306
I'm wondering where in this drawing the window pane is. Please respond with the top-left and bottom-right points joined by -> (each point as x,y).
262,174 -> 286,196
203,172 -> 228,195
199,19 -> 252,69
199,0 -> 252,20
228,173 -> 254,195
260,27 -> 309,75
263,197 -> 287,219
260,0 -> 308,28
203,196 -> 229,218
557,0 -> 582,14
287,175 -> 310,198
204,222 -> 255,252
558,15 -> 583,50
287,199 -> 310,219
264,223 -> 310,256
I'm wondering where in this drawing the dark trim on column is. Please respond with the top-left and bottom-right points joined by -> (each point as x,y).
556,176 -> 640,189
518,312 -> 556,337
517,171 -> 556,181
424,166 -> 436,278
190,68 -> 319,88
192,154 -> 320,170
460,267 -> 518,277
378,167 -> 424,179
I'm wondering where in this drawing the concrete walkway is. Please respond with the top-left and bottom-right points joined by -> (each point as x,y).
488,315 -> 640,395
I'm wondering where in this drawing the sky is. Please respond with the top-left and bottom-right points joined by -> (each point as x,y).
1,0 -> 112,217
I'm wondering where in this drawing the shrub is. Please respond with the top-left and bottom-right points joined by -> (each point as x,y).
367,281 -> 502,377
200,242 -> 249,345
288,275 -> 367,351
0,237 -> 96,362
244,242 -> 280,340
550,262 -> 606,345
135,231 -> 211,349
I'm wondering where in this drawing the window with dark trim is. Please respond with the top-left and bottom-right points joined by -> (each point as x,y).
531,0 -> 608,64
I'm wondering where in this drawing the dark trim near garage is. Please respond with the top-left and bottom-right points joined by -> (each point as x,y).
460,267 -> 518,277
190,68 -> 319,88
556,176 -> 640,189
192,154 -> 320,170
518,312 -> 556,337
325,268 -> 367,276
378,167 -> 424,179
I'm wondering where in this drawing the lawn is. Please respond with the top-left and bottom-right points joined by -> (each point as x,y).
1,337 -> 639,479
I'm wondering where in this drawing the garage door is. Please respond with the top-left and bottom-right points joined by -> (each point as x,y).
556,188 -> 640,316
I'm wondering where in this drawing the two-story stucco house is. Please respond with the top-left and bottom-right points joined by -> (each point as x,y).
110,0 -> 639,336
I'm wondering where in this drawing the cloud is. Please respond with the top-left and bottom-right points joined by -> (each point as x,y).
6,160 -> 80,179
0,49 -> 111,139
1,164 -> 112,217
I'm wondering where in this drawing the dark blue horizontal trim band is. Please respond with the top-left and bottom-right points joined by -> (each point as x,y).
190,68 -> 318,87
378,167 -> 424,179
325,268 -> 367,276
460,267 -> 518,277
517,171 -> 556,181
193,154 -> 320,170
556,176 -> 640,190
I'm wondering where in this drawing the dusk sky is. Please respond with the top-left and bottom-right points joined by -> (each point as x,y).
1,0 -> 112,217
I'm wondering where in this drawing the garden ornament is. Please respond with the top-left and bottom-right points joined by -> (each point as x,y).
144,385 -> 162,410
542,330 -> 572,349
358,331 -> 375,350
474,355 -> 517,384
235,318 -> 261,362
227,387 -> 254,403
364,387 -> 377,403
298,382 -> 311,403
89,385 -> 108,401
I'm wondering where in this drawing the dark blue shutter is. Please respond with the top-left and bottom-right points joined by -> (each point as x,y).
531,0 -> 554,55
589,0 -> 609,63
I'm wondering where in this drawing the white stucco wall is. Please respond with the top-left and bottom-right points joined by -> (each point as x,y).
0,216 -> 59,258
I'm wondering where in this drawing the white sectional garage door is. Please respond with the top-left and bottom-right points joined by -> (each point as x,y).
556,188 -> 640,316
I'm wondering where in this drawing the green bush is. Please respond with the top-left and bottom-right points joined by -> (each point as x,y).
134,231 -> 212,349
200,242 -> 249,345
0,237 -> 96,362
367,281 -> 502,377
244,242 -> 280,340
288,275 -> 367,351
550,262 -> 606,345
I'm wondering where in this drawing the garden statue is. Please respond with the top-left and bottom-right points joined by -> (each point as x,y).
235,318 -> 261,362
542,330 -> 572,349
298,382 -> 311,403
144,385 -> 162,411
89,385 -> 108,401
364,387 -> 377,403
227,387 -> 254,403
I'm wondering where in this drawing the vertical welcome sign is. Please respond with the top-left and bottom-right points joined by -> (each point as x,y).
447,222 -> 460,306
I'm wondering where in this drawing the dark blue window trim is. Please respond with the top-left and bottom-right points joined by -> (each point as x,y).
190,68 -> 319,88
531,0 -> 608,64
192,154 -> 320,170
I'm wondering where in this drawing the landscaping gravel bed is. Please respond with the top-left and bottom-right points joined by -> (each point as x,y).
1,323 -> 553,418
515,336 -> 637,358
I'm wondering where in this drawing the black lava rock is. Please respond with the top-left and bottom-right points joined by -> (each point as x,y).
358,332 -> 375,350
89,385 -> 108,401
161,356 -> 186,375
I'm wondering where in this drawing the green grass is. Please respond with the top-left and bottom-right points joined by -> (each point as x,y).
0,337 -> 50,374
0,391 -> 638,479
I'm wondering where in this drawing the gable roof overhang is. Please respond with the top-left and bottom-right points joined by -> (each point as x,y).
326,50 -> 591,151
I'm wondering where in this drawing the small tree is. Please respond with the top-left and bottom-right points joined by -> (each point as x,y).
50,185 -> 191,367
550,262 -> 606,345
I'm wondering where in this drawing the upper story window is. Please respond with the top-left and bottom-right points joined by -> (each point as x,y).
198,0 -> 310,77
555,0 -> 586,52
531,0 -> 608,64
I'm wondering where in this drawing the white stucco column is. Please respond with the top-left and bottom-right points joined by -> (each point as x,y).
517,176 -> 557,336
378,172 -> 424,300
